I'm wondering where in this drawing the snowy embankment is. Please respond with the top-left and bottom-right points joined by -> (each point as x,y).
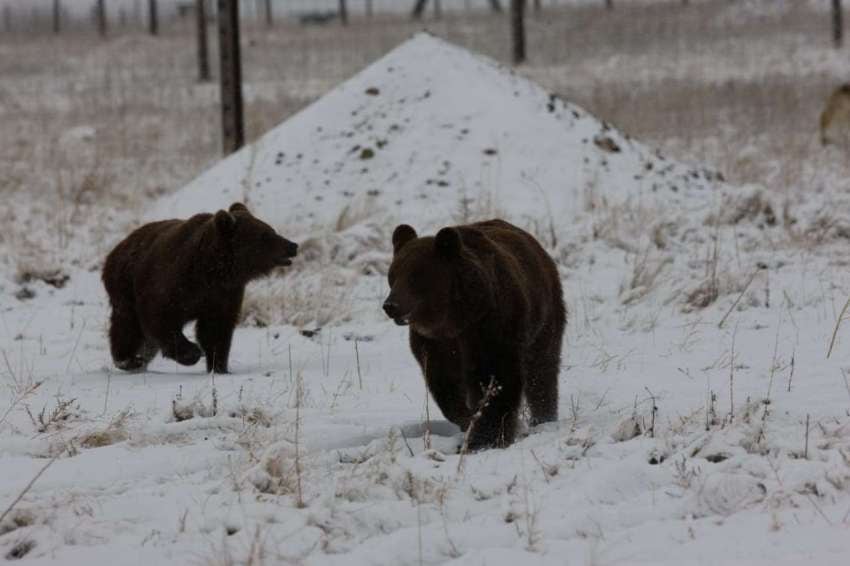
3,33 -> 850,565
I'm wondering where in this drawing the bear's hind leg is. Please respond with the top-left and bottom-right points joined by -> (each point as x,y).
162,335 -> 203,367
524,328 -> 562,428
147,316 -> 202,367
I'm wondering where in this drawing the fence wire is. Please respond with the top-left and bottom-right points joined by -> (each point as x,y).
0,0 -> 847,206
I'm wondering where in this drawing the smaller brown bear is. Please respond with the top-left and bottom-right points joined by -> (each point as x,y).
384,219 -> 566,451
102,203 -> 298,374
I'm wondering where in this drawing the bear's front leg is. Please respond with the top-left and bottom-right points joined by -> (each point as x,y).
109,307 -> 149,371
464,355 -> 523,451
410,333 -> 472,429
196,296 -> 242,374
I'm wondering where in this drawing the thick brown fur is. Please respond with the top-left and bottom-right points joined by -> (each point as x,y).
384,219 -> 566,451
102,203 -> 298,374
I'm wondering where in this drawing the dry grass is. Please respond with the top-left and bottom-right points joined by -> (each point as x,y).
78,409 -> 131,448
240,267 -> 354,328
522,2 -> 850,191
2,1 -> 849,276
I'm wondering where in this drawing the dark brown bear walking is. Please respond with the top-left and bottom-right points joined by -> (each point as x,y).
384,219 -> 566,450
102,203 -> 298,374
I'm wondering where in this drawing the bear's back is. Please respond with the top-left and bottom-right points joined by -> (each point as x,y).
102,215 -> 212,291
461,218 -> 563,315
466,219 -> 557,279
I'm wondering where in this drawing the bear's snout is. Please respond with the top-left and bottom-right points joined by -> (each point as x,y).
286,241 -> 299,257
382,298 -> 410,325
382,300 -> 399,318
275,239 -> 299,266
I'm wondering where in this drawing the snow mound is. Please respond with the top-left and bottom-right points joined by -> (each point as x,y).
152,33 -> 722,239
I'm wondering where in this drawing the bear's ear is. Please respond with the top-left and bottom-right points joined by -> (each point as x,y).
434,227 -> 461,257
229,202 -> 249,214
215,210 -> 237,237
392,224 -> 417,254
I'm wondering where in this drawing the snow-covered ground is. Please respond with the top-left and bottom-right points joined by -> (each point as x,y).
3,29 -> 850,566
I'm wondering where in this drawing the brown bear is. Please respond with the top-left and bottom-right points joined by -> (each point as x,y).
383,219 -> 566,450
102,203 -> 298,374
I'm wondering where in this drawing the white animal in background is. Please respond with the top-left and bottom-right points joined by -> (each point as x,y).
820,84 -> 850,148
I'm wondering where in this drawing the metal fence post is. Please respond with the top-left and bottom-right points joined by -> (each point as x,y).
53,0 -> 61,34
96,0 -> 107,37
339,0 -> 349,25
197,0 -> 211,82
149,0 -> 159,35
218,0 -> 245,155
511,0 -> 526,64
265,0 -> 273,27
833,0 -> 843,48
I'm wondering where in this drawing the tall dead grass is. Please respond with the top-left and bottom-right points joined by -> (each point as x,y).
2,0 -> 848,271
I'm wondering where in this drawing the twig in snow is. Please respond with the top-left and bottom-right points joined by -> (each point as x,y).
101,370 -> 112,416
530,449 -> 557,483
0,380 -> 42,429
416,491 -> 424,566
729,325 -> 738,421
827,295 -> 850,358
26,396 -> 77,433
424,393 -> 432,451
457,376 -> 500,475
294,370 -> 305,508
288,344 -> 293,384
211,373 -> 218,417
804,414 -> 810,460
440,502 -> 461,558
786,352 -> 795,393
766,314 -> 782,402
644,387 -> 658,438
64,320 -> 87,373
0,455 -> 58,525
593,387 -> 611,412
705,389 -> 717,431
399,428 -> 415,458
841,369 -> 850,403
522,462 -> 541,552
767,455 -> 832,526
764,266 -> 770,309
718,267 -> 761,328
354,339 -> 363,391
805,493 -> 833,526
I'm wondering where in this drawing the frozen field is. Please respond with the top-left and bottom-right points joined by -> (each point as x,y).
3,2 -> 850,564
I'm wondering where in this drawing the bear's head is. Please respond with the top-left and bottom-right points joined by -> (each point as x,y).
214,203 -> 299,281
383,224 -> 492,339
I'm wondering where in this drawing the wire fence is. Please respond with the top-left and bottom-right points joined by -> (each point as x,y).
0,0 -> 533,33
0,0 -> 847,207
